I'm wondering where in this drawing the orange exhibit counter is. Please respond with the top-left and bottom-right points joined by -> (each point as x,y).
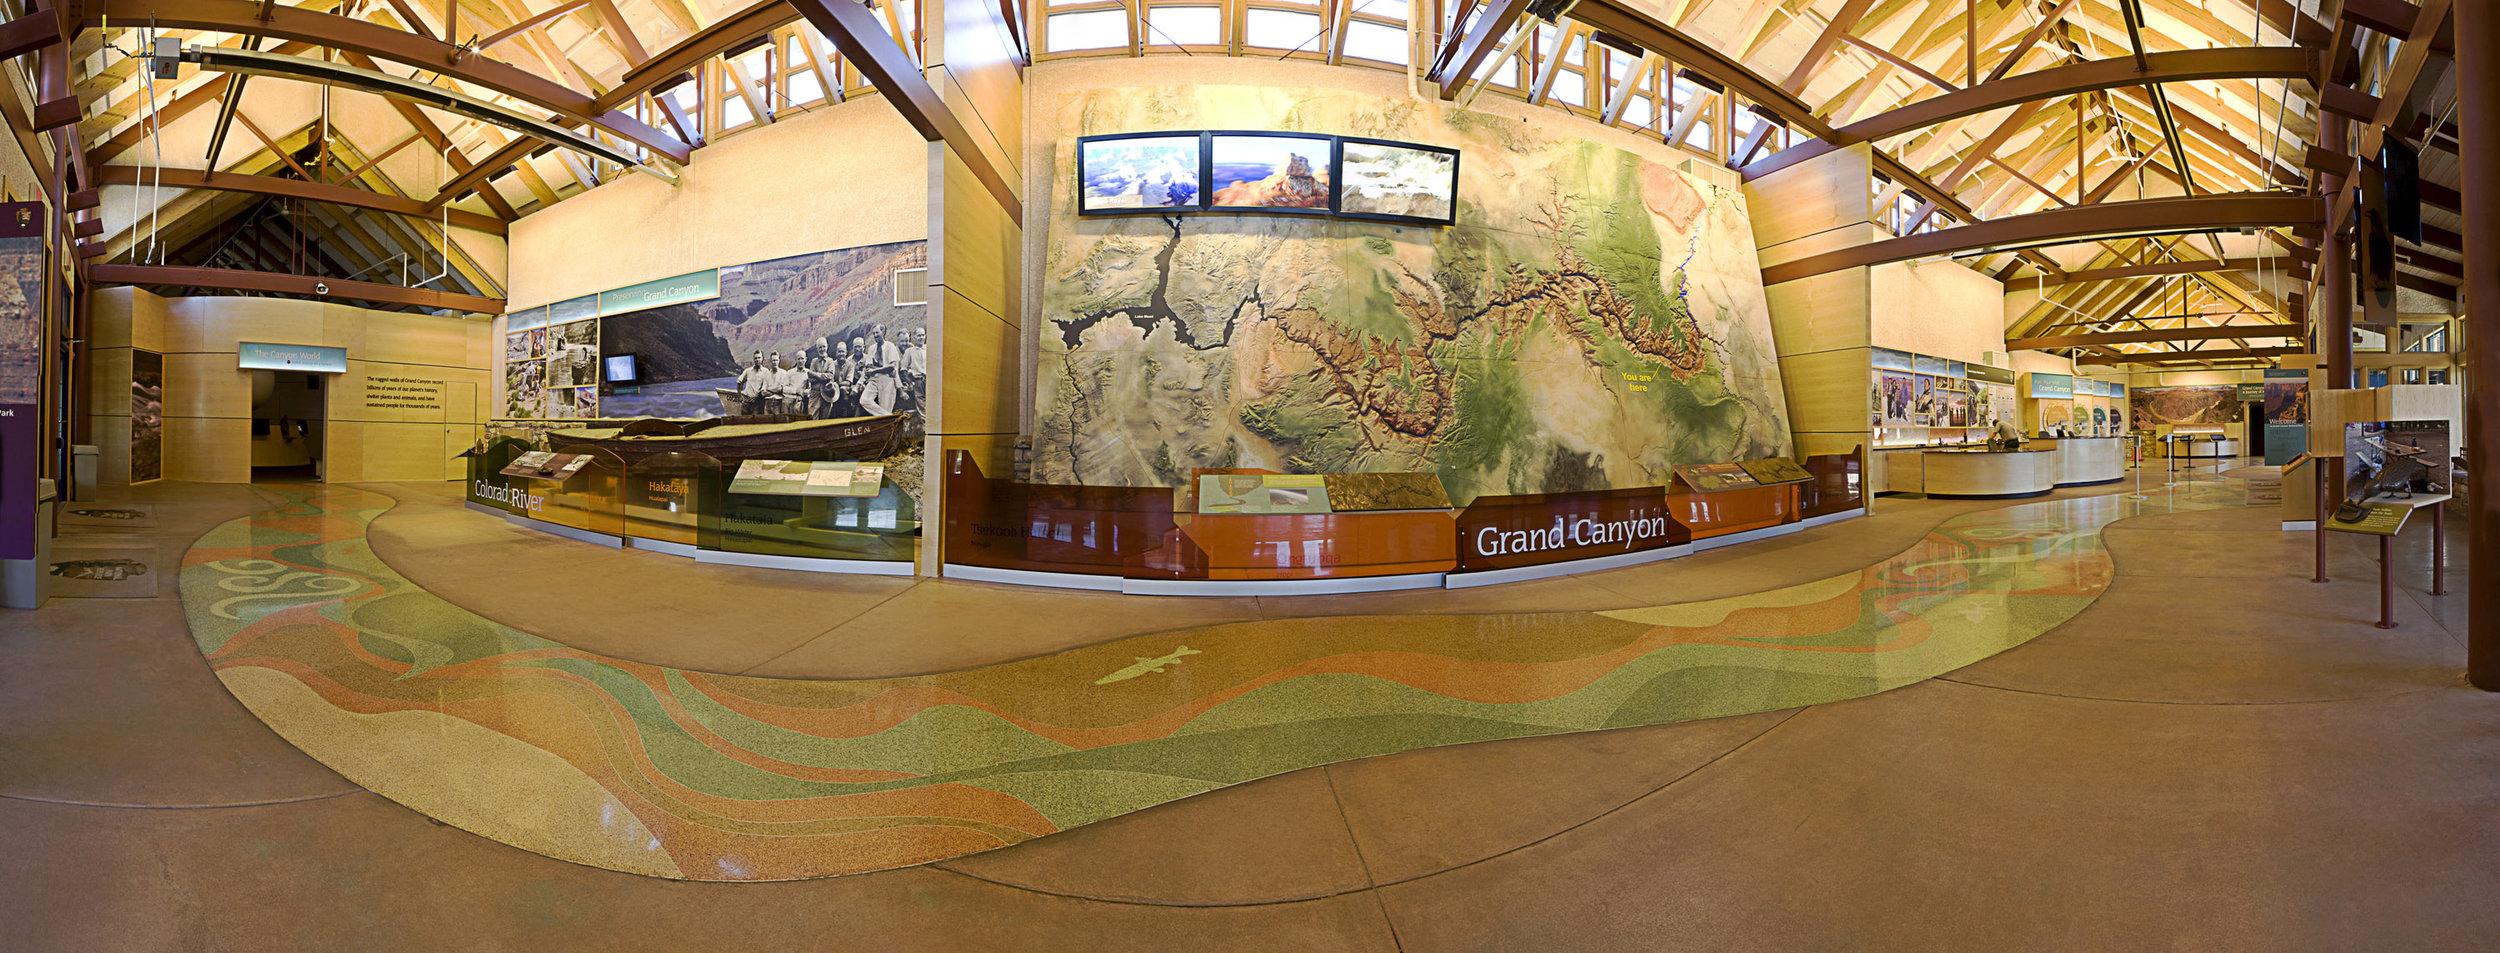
942,450 -> 1866,594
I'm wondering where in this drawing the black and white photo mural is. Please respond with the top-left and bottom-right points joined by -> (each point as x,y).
597,241 -> 928,442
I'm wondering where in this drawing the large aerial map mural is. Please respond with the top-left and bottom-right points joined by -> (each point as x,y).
1034,86 -> 1793,502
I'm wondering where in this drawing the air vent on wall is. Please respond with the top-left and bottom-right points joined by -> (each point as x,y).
893,267 -> 929,306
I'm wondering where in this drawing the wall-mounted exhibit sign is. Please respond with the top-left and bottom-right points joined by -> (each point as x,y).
1076,130 -> 1459,225
363,376 -> 444,412
600,270 -> 719,315
1454,485 -> 1684,572
238,342 -> 348,373
0,202 -> 40,559
2027,373 -> 2073,400
2236,382 -> 2266,401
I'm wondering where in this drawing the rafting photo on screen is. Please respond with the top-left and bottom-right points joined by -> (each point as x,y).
1335,137 -> 1457,224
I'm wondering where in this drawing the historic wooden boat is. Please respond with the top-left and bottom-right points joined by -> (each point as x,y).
547,415 -> 906,464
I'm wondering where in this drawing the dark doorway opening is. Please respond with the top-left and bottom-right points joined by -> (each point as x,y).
252,371 -> 328,483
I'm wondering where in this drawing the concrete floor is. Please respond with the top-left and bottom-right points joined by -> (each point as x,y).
4,469 -> 2494,951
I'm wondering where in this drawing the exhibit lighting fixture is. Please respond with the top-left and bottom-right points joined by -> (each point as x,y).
181,45 -> 678,185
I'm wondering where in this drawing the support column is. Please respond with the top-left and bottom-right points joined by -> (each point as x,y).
2458,1 -> 2500,689
2319,113 -> 2353,508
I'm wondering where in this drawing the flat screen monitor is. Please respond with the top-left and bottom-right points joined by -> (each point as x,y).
604,354 -> 639,385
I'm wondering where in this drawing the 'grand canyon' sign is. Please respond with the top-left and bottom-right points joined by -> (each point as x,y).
1453,486 -> 1688,573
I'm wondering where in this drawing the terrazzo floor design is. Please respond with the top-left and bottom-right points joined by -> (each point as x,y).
181,476 -> 2256,881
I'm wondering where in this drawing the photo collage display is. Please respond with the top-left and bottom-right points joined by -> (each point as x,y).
1870,348 -> 2015,448
502,305 -> 600,420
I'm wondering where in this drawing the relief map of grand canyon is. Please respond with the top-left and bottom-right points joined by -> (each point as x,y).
1034,86 -> 1793,502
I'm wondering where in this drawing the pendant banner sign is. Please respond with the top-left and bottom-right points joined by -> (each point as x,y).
0,201 -> 45,559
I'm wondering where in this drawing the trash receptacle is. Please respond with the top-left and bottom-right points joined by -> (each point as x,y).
71,444 -> 98,501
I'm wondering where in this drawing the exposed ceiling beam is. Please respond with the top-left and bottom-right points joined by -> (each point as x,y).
1763,192 -> 2324,285
787,0 -> 1021,223
1747,46 -> 2315,178
1429,0 -> 1533,97
95,165 -> 508,234
1781,0 -> 1879,95
91,263 -> 505,313
2005,256 -> 2286,292
88,0 -> 692,164
603,0 -> 801,113
2009,324 -> 2306,349
2075,345 -> 2302,366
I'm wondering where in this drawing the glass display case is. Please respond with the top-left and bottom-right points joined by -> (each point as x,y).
698,458 -> 920,563
620,451 -> 721,546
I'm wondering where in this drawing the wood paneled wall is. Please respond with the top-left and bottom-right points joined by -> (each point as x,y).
923,0 -> 1028,572
1748,144 -> 1877,465
86,287 -> 492,484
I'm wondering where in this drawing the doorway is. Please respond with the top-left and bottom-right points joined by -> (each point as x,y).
251,370 -> 328,482
2245,403 -> 2265,462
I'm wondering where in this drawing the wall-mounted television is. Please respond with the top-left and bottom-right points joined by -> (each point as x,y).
603,354 -> 640,385
1205,131 -> 1336,214
1333,137 -> 1460,226
1075,132 -> 1205,215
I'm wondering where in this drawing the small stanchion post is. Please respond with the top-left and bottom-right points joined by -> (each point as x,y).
2314,461 -> 2329,584
2433,500 -> 2447,596
2378,534 -> 2397,630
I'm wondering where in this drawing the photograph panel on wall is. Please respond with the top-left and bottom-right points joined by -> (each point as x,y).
1333,136 -> 1458,225
597,240 -> 929,444
2264,375 -> 2308,424
1207,132 -> 1335,211
1944,388 -> 1972,428
1875,370 -> 1917,427
1910,375 -> 1938,426
547,386 -> 598,420
131,349 -> 162,483
503,359 -> 547,418
545,319 -> 600,390
1076,132 -> 1204,214
2128,385 -> 2240,426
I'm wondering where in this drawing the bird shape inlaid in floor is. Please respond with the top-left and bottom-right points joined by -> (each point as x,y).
1094,646 -> 1202,685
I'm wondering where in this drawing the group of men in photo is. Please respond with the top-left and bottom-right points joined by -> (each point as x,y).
734,324 -> 926,424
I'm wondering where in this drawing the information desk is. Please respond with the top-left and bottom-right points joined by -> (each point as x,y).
2033,436 -> 2125,486
1920,448 -> 2060,498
